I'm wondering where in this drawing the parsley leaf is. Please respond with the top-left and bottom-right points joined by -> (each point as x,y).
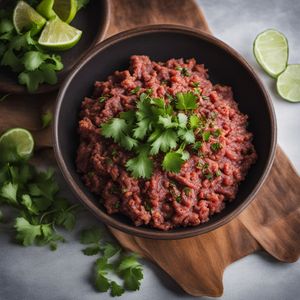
82,245 -> 101,256
175,92 -> 197,110
162,152 -> 184,173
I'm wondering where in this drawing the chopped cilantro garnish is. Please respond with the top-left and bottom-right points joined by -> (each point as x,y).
192,82 -> 200,87
189,115 -> 200,129
176,196 -> 181,203
98,96 -> 107,103
145,88 -> 153,95
215,170 -> 222,177
202,131 -> 211,142
192,141 -> 202,152
202,95 -> 209,100
183,187 -> 191,195
213,129 -> 222,137
205,173 -> 213,180
211,142 -> 222,152
130,86 -> 141,94
193,88 -> 201,95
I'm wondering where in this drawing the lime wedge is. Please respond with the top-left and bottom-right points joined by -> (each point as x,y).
0,128 -> 34,162
53,0 -> 78,24
276,64 -> 300,103
36,0 -> 56,20
13,1 -> 46,34
38,17 -> 82,50
254,29 -> 288,78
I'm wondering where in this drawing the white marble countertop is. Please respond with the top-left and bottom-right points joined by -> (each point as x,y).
0,1 -> 299,300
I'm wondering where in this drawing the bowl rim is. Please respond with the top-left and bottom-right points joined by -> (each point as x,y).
53,24 -> 277,240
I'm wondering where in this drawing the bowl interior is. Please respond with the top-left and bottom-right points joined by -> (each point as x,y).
55,27 -> 275,239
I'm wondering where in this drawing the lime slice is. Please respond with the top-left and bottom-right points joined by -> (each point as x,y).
38,17 -> 82,50
53,0 -> 77,24
36,0 -> 56,20
13,1 -> 46,34
254,29 -> 288,78
0,128 -> 34,162
276,64 -> 300,103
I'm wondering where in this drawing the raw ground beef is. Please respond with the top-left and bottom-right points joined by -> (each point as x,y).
76,55 -> 257,230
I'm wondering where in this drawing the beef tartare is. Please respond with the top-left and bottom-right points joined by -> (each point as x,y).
76,55 -> 257,230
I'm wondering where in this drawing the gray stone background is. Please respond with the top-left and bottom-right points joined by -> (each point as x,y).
0,0 -> 300,299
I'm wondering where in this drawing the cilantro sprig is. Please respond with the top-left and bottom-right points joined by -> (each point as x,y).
0,160 -> 79,250
100,91 -> 201,178
80,227 -> 143,297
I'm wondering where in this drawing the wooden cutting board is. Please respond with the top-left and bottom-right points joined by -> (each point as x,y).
0,0 -> 300,297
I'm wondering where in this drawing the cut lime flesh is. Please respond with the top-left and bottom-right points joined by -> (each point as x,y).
254,29 -> 288,78
53,0 -> 77,24
13,1 -> 46,34
38,17 -> 82,50
277,64 -> 300,103
0,128 -> 34,162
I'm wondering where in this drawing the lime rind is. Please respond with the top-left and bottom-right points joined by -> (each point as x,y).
276,64 -> 300,103
36,0 -> 57,20
253,29 -> 289,78
53,0 -> 77,24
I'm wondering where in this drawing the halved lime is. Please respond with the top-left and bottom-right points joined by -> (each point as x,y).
36,0 -> 56,20
0,128 -> 34,162
254,29 -> 288,78
276,64 -> 300,103
38,17 -> 82,50
13,1 -> 46,34
53,0 -> 77,24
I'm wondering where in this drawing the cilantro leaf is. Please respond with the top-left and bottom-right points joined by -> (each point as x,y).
101,118 -> 138,151
0,182 -> 18,204
21,194 -> 39,215
175,92 -> 197,110
40,63 -> 57,85
18,69 -> 44,93
178,128 -> 195,144
41,110 -> 53,128
55,210 -> 76,230
14,217 -> 42,246
162,152 -> 184,173
22,51 -> 48,71
82,245 -> 101,256
126,146 -> 153,179
202,131 -> 211,142
0,18 -> 13,34
118,255 -> 143,291
158,115 -> 178,129
1,49 -> 23,72
189,115 -> 200,129
177,112 -> 188,128
95,274 -> 111,292
149,129 -> 177,155
101,242 -> 121,258
80,227 -> 102,244
110,281 -> 125,297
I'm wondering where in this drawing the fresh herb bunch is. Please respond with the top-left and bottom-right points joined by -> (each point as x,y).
0,158 -> 78,250
80,227 -> 143,297
100,88 -> 222,179
0,7 -> 63,92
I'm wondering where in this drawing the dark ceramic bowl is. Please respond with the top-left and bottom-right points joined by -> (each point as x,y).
54,25 -> 277,239
0,0 -> 110,94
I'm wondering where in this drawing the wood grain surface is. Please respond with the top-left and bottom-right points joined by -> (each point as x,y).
0,0 -> 299,297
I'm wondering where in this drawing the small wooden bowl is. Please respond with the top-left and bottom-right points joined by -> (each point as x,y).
0,0 -> 110,94
54,25 -> 277,239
